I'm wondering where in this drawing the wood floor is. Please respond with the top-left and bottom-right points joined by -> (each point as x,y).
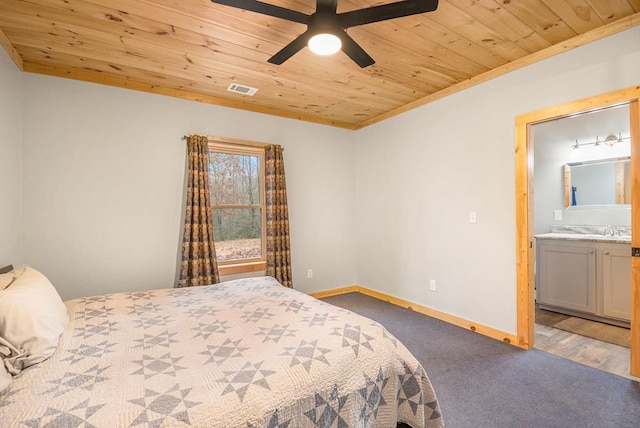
534,309 -> 631,378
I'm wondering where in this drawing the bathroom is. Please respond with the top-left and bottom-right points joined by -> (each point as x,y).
532,103 -> 632,376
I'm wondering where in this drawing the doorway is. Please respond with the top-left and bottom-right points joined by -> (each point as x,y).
515,86 -> 640,378
531,105 -> 632,376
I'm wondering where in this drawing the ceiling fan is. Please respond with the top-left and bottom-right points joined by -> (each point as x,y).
210,0 -> 439,67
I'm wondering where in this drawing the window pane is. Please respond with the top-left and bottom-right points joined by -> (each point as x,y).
212,208 -> 262,262
209,152 -> 260,205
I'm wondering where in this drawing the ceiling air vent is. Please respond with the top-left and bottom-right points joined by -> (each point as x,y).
227,83 -> 258,96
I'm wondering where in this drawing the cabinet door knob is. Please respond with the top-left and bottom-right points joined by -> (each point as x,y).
589,250 -> 595,254
604,251 -> 610,255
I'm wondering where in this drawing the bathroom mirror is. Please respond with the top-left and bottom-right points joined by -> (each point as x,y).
564,157 -> 631,207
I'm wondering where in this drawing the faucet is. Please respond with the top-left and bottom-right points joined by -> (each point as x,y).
605,225 -> 614,236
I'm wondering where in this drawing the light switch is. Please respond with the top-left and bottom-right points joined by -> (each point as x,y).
469,211 -> 477,224
553,210 -> 563,221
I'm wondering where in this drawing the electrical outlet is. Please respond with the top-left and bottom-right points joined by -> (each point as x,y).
306,269 -> 313,279
429,279 -> 437,291
553,210 -> 563,221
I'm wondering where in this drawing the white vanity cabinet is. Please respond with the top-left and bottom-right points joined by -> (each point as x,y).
536,236 -> 631,324
537,241 -> 596,314
601,245 -> 632,321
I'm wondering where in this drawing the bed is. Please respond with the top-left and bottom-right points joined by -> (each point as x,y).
0,270 -> 443,427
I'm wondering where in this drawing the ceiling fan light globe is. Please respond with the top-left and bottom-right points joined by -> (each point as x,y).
308,33 -> 341,56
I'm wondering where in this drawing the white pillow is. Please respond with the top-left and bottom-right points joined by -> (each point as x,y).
0,358 -> 10,394
0,267 -> 68,371
0,336 -> 15,393
0,273 -> 13,290
0,267 -> 26,290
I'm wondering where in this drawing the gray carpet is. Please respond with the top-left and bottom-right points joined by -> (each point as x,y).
322,292 -> 640,428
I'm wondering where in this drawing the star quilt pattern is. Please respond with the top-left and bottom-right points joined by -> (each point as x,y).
0,276 -> 443,427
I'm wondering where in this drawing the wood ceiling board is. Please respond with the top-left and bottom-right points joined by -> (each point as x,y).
628,0 -> 640,13
68,0 -> 292,57
587,0 -> 637,23
343,25 -> 485,86
497,0 -> 579,45
396,17 -> 509,71
445,0 -> 552,54
427,2 -> 531,62
338,0 -> 514,69
539,0 -> 606,34
4,0 -> 295,60
149,0 -> 312,36
1,0 -> 639,128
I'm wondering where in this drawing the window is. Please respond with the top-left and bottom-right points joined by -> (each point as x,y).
208,141 -> 266,275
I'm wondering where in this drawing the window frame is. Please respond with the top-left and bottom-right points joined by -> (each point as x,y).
207,138 -> 267,275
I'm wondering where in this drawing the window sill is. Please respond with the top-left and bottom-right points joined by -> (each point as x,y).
219,261 -> 266,276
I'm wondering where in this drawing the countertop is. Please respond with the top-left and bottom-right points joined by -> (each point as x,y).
534,232 -> 631,244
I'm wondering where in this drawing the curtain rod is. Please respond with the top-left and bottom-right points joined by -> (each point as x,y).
181,135 -> 276,149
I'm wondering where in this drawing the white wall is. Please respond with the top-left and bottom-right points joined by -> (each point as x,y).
21,75 -> 356,300
354,26 -> 640,335
0,49 -> 22,267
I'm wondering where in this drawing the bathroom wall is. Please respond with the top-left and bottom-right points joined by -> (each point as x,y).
533,104 -> 631,235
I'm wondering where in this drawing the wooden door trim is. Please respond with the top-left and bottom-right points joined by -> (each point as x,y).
515,86 -> 640,378
630,100 -> 640,377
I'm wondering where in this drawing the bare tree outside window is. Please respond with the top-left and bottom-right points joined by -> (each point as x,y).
208,149 -> 265,263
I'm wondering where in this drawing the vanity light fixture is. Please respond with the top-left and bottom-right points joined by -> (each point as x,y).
570,132 -> 629,149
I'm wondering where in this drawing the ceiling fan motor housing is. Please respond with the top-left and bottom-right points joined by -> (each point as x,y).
307,12 -> 343,38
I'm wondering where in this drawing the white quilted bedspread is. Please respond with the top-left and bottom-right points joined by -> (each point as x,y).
0,276 -> 443,427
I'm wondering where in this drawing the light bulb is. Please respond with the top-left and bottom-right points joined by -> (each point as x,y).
308,33 -> 341,56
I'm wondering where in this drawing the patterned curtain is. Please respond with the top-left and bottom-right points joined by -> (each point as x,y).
177,134 -> 220,288
265,145 -> 293,288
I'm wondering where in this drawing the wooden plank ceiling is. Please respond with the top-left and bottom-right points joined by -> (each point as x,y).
0,0 -> 639,129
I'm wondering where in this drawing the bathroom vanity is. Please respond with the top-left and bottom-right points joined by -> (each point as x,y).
535,226 -> 631,327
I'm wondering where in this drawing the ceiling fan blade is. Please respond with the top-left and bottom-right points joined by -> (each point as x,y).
316,0 -> 338,13
210,0 -> 308,24
338,32 -> 375,68
339,0 -> 438,28
268,30 -> 312,64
